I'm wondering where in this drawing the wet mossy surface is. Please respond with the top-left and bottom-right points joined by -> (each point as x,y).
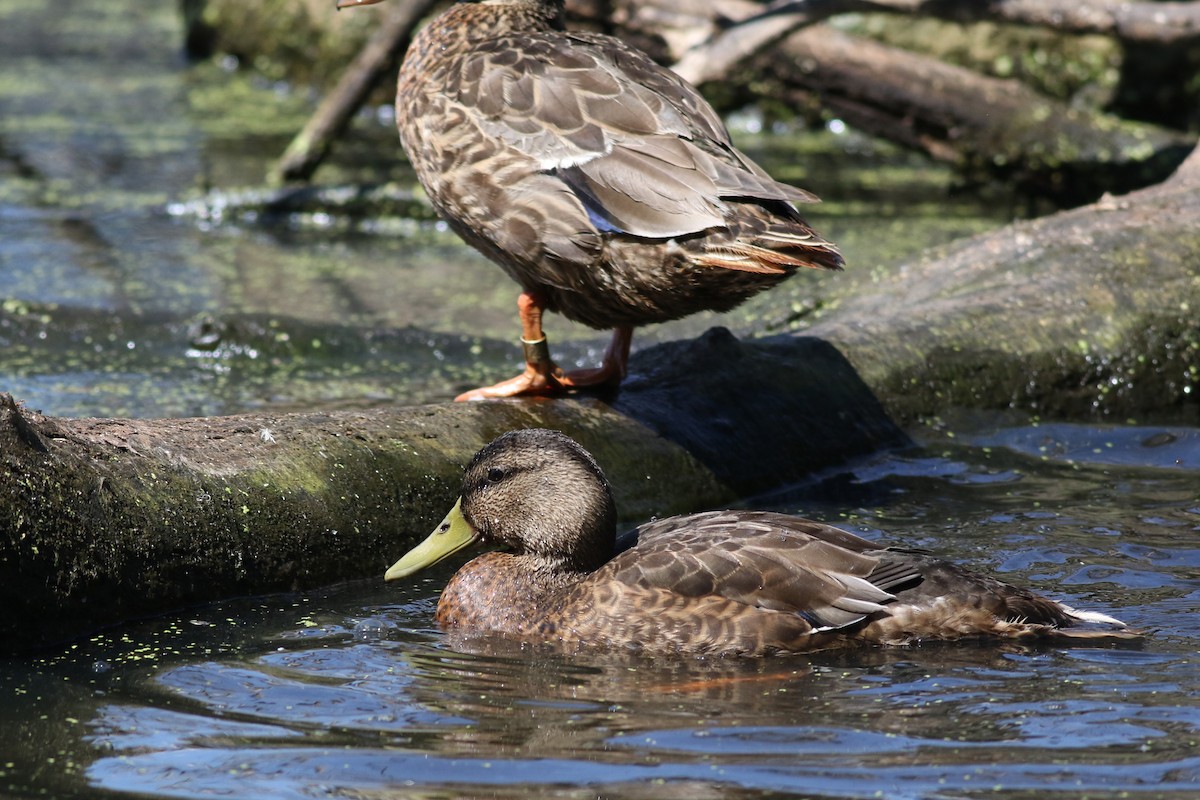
809,175 -> 1200,426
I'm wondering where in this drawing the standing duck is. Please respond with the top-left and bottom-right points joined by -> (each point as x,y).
338,0 -> 843,400
386,429 -> 1136,656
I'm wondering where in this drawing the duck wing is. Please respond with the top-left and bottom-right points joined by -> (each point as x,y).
607,511 -> 920,631
453,31 -> 818,240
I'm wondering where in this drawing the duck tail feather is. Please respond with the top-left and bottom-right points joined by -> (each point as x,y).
1057,602 -> 1128,628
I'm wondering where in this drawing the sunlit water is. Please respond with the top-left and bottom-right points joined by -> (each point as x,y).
3,2 -> 1199,798
2,427 -> 1196,800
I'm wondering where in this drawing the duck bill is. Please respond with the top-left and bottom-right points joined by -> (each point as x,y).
335,0 -> 384,9
385,498 -> 479,581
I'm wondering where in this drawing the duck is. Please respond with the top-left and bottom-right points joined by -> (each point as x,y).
337,0 -> 843,400
385,428 -> 1137,656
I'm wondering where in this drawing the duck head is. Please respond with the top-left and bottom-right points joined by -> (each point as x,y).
386,428 -> 618,580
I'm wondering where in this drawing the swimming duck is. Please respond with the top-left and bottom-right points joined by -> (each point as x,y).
338,0 -> 843,400
386,429 -> 1136,656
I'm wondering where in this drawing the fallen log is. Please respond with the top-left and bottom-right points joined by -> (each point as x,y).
0,397 -> 721,649
760,25 -> 1193,202
805,142 -> 1200,424
0,334 -> 906,650
835,0 -> 1200,47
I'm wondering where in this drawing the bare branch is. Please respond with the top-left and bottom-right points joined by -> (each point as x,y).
268,0 -> 439,185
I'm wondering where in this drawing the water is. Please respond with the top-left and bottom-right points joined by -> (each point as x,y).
5,432 -> 1198,799
3,2 -> 1199,798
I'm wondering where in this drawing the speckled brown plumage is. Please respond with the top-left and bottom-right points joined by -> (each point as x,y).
346,0 -> 842,398
387,429 -> 1138,657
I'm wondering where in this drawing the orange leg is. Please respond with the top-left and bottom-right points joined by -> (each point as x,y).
455,292 -> 633,401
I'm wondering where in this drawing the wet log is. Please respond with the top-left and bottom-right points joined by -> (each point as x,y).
0,337 -> 907,650
0,397 -> 721,649
804,142 -> 1200,425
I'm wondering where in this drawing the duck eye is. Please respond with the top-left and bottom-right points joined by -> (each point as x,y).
486,466 -> 506,483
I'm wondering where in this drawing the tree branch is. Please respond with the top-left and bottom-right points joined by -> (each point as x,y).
268,0 -> 439,185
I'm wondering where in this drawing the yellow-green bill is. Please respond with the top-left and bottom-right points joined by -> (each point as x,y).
385,497 -> 478,581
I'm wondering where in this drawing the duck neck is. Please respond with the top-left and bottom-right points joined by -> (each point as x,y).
419,0 -> 562,49
435,551 -> 590,636
489,0 -> 565,33
399,0 -> 564,106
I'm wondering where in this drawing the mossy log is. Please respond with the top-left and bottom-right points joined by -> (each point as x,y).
806,144 -> 1200,425
0,398 -> 716,650
0,336 -> 905,651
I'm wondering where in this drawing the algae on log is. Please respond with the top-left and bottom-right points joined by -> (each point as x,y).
807,146 -> 1200,426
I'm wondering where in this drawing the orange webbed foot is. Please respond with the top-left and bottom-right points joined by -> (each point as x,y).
454,327 -> 633,402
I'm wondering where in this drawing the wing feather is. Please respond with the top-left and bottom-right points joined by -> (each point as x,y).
604,511 -> 904,632
446,31 -> 820,240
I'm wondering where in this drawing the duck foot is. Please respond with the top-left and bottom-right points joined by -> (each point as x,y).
455,293 -> 632,401
455,328 -> 632,401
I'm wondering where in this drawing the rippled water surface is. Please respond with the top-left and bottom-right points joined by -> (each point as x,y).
3,2 -> 1199,798
4,430 -> 1196,800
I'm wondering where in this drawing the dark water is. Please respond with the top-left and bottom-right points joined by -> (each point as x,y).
6,429 -> 1199,799
3,2 -> 1199,799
